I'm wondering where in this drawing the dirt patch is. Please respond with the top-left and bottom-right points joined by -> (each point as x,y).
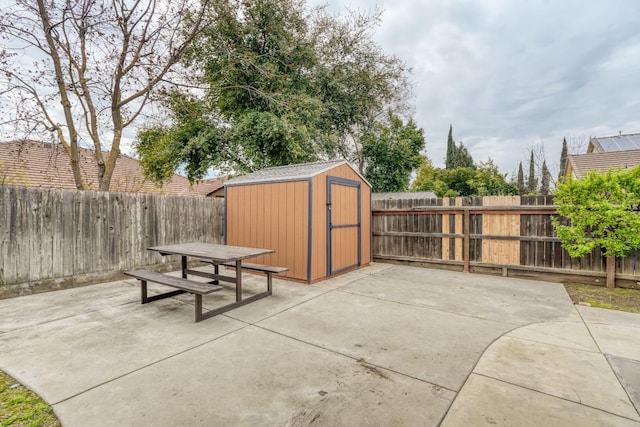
563,282 -> 640,314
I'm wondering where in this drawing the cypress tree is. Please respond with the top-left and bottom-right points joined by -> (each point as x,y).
558,137 -> 568,181
517,162 -> 525,194
540,160 -> 551,195
527,150 -> 537,193
445,124 -> 456,169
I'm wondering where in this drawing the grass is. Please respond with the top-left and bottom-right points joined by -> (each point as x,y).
0,371 -> 59,427
563,282 -> 640,314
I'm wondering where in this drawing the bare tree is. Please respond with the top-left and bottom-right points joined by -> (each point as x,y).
0,0 -> 211,190
565,133 -> 589,154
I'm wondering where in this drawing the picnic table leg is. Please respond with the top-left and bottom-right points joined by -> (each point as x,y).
181,256 -> 187,278
213,264 -> 220,285
141,279 -> 148,304
236,260 -> 242,302
195,294 -> 203,322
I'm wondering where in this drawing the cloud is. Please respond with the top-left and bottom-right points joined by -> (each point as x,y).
316,0 -> 640,175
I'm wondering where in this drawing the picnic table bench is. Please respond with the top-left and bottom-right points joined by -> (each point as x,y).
201,260 -> 288,293
124,270 -> 223,322
125,243 -> 287,322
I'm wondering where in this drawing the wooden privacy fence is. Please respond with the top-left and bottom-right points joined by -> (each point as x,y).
372,195 -> 640,288
0,186 -> 224,298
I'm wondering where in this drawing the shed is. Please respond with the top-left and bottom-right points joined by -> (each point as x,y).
224,160 -> 372,283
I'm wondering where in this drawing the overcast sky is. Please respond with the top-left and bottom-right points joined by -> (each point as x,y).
316,0 -> 640,176
3,1 -> 639,179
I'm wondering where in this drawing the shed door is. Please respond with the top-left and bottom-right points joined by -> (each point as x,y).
327,176 -> 361,275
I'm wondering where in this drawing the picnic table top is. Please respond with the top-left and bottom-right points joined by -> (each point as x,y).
148,242 -> 274,262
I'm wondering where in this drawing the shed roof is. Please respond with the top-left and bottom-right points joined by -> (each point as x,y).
567,150 -> 640,178
225,160 -> 370,187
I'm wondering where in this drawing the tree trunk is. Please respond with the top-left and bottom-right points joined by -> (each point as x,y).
606,255 -> 616,289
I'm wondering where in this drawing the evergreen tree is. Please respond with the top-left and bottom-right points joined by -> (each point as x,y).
527,150 -> 537,193
558,137 -> 568,181
540,160 -> 551,195
445,125 -> 456,169
455,142 -> 475,169
517,162 -> 525,194
444,125 -> 475,169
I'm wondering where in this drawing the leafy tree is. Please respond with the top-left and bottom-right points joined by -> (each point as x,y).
411,157 -> 444,194
312,8 -> 412,171
442,167 -> 477,196
412,159 -> 516,197
472,159 -> 519,196
137,0 -> 413,181
540,160 -> 551,195
517,162 -> 525,194
527,150 -> 537,193
361,112 -> 425,192
558,137 -> 568,182
552,166 -> 640,287
0,0 -> 211,190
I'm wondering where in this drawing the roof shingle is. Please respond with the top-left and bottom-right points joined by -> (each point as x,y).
567,150 -> 640,179
225,160 -> 365,186
0,140 -> 224,196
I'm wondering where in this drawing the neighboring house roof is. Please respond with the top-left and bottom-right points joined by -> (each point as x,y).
372,191 -> 437,200
587,132 -> 640,153
225,160 -> 371,187
0,140 -> 224,196
566,150 -> 640,179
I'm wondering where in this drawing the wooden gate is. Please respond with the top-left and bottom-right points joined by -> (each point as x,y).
327,177 -> 361,275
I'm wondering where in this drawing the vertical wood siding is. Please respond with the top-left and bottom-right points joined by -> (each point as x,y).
329,183 -> 359,272
311,164 -> 372,281
225,181 -> 309,281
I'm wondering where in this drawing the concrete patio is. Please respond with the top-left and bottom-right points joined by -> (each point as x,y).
0,263 -> 638,426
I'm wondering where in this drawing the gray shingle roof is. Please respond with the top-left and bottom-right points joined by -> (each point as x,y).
567,150 -> 640,178
225,160 -> 360,185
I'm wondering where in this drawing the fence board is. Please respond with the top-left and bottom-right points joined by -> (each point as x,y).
372,195 -> 638,286
0,186 -> 224,296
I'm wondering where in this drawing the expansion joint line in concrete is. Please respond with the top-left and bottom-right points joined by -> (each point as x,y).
254,324 -> 458,395
436,322 -> 519,426
0,301 -> 141,336
49,284 -> 348,406
575,306 -> 640,419
472,372 -> 640,423
336,288 -> 522,327
223,287 -> 334,326
50,322 -> 253,406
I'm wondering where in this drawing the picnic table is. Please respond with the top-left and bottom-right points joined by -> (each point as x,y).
125,242 -> 287,322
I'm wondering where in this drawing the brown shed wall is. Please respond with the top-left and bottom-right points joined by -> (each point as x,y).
225,162 -> 370,283
225,181 -> 309,281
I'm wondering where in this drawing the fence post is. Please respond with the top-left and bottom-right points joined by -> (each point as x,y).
606,255 -> 615,288
463,208 -> 470,272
